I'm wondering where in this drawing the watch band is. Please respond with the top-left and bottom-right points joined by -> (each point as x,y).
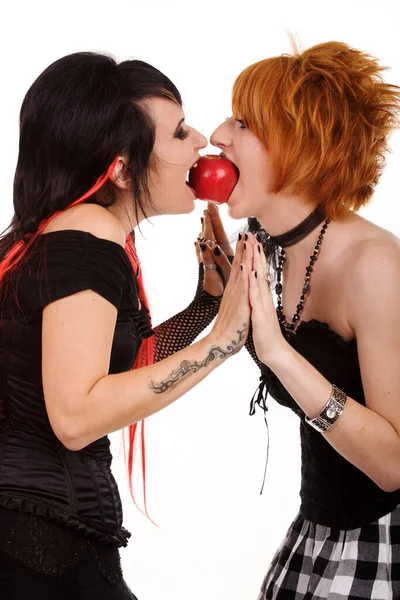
305,385 -> 347,433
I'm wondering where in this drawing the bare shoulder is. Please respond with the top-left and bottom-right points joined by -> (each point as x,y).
42,204 -> 126,248
343,219 -> 400,326
349,225 -> 400,282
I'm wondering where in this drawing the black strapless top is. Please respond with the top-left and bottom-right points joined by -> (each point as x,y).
261,319 -> 400,530
0,230 -> 153,578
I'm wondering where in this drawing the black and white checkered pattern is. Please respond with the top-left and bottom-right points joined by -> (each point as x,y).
258,505 -> 400,599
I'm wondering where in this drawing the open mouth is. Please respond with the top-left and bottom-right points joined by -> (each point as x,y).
186,159 -> 199,194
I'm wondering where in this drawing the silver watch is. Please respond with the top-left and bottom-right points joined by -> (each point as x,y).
305,385 -> 347,433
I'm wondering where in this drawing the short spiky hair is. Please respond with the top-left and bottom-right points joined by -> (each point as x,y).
232,41 -> 400,219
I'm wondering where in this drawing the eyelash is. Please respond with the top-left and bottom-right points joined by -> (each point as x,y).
226,116 -> 247,130
175,127 -> 189,140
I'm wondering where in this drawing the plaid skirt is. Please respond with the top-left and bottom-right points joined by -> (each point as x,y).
258,505 -> 400,600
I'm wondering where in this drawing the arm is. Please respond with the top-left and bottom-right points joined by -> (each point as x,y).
153,263 -> 222,362
42,216 -> 252,452
249,236 -> 400,492
153,202 -> 233,361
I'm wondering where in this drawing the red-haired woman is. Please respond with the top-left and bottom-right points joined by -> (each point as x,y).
211,41 -> 400,599
0,52 -> 253,598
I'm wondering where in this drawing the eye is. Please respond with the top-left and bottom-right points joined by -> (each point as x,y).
174,127 -> 190,140
235,119 -> 246,130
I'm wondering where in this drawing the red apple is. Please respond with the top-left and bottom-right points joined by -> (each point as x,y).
188,154 -> 239,204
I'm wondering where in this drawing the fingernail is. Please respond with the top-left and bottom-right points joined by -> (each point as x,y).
243,243 -> 247,250
214,246 -> 221,256
238,233 -> 242,241
255,271 -> 258,279
200,243 -> 206,251
258,245 -> 261,254
240,264 -> 243,271
194,241 -> 197,246
201,217 -> 204,224
256,233 -> 260,242
244,233 -> 248,241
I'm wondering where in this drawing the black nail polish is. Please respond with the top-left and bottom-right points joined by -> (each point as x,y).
255,233 -> 260,242
258,245 -> 261,254
255,271 -> 258,279
240,264 -> 243,271
244,233 -> 248,241
243,243 -> 247,250
200,243 -> 206,251
214,246 -> 222,256
201,217 -> 204,224
238,233 -> 242,241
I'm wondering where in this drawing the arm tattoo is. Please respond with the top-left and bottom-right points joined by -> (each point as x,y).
150,324 -> 248,394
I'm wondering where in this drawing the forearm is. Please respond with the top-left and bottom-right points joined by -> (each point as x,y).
58,329 -> 242,451
268,345 -> 400,492
153,291 -> 221,362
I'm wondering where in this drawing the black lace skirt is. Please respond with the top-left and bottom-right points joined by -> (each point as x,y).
0,549 -> 138,599
0,505 -> 136,598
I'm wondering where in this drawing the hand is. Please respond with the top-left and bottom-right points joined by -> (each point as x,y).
195,202 -> 234,297
249,238 -> 289,365
209,233 -> 254,353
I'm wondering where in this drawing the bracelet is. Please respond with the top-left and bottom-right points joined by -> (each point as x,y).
305,384 -> 347,433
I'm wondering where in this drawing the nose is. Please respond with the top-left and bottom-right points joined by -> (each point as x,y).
193,128 -> 207,150
210,121 -> 231,150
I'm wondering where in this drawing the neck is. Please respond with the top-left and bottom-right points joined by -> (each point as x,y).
257,194 -> 325,258
106,197 -> 142,236
257,193 -> 320,237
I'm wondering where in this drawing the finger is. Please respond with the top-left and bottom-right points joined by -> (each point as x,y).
242,233 -> 255,274
203,209 -> 216,243
249,269 -> 265,313
239,259 -> 251,321
228,233 -> 246,284
252,244 -> 272,309
195,241 -> 201,264
209,243 -> 232,285
207,202 -> 234,257
199,242 -> 223,296
256,237 -> 269,276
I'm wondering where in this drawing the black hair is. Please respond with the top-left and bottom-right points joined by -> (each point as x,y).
0,51 -> 182,258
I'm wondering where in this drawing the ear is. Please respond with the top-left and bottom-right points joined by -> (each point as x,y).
109,157 -> 132,191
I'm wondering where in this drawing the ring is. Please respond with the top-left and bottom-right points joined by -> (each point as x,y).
207,240 -> 216,247
197,235 -> 207,242
204,264 -> 217,270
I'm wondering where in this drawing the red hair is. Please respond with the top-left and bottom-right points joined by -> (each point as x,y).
232,41 -> 400,219
0,159 -> 155,519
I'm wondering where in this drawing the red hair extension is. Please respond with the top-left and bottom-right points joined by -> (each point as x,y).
0,158 -> 155,519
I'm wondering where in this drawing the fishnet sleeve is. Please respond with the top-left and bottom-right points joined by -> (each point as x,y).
153,263 -> 221,362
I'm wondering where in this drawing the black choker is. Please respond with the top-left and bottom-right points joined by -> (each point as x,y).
269,205 -> 326,248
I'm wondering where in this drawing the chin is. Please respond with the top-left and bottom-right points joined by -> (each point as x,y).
227,202 -> 250,220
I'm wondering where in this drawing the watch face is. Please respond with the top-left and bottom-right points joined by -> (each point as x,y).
326,407 -> 337,419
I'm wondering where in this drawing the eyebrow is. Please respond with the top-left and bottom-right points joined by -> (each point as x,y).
173,117 -> 185,135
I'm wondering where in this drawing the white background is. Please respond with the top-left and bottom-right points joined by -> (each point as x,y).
1,1 -> 399,598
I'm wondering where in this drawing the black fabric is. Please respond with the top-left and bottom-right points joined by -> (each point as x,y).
0,548 -> 138,599
260,319 -> 400,529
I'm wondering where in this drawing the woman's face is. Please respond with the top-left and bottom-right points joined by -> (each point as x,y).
210,117 -> 274,220
145,97 -> 207,216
